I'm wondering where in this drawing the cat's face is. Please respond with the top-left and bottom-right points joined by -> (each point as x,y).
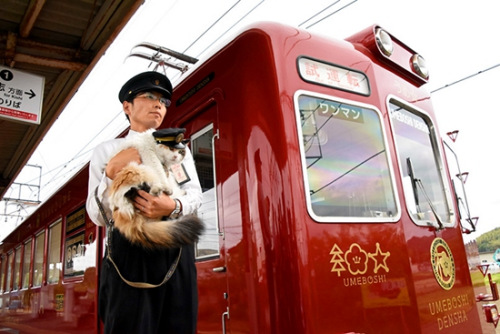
156,145 -> 186,165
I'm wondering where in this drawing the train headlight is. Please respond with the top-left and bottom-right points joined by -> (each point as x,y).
375,28 -> 393,57
411,54 -> 429,79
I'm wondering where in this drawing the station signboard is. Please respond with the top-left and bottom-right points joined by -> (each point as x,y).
0,65 -> 45,124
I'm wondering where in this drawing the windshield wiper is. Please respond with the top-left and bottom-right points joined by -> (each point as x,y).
406,157 -> 420,209
406,157 -> 444,230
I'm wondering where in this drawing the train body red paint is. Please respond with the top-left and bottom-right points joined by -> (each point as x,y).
0,22 -> 485,333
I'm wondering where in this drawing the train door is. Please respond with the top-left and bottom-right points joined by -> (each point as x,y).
181,102 -> 228,333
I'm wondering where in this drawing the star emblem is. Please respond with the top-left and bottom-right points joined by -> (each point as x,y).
368,242 -> 390,274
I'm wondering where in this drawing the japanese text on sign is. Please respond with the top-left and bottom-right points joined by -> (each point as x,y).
0,66 -> 44,124
298,57 -> 370,96
317,100 -> 364,123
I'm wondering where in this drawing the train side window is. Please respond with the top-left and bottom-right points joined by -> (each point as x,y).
295,92 -> 398,222
22,240 -> 32,289
33,231 -> 45,287
191,124 -> 220,259
389,99 -> 454,228
0,256 -> 5,293
13,247 -> 21,290
47,220 -> 62,284
6,252 -> 13,291
64,206 -> 94,279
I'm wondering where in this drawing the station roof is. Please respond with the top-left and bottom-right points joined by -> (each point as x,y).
0,0 -> 143,200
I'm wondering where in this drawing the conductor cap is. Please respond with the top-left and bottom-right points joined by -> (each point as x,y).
153,128 -> 188,149
119,71 -> 173,103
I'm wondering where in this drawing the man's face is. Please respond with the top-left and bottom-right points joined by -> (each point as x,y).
123,91 -> 168,131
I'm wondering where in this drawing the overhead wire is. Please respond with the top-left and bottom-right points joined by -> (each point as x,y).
303,0 -> 358,29
195,0 -> 267,59
182,0 -> 242,55
298,0 -> 341,28
431,63 -> 500,94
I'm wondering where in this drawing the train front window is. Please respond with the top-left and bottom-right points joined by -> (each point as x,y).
389,99 -> 454,227
296,92 -> 397,221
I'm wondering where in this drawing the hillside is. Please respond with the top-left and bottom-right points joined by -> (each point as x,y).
476,227 -> 500,253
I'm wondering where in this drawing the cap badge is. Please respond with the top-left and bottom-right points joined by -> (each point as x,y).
175,133 -> 184,143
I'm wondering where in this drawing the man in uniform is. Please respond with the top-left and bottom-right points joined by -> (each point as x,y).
86,71 -> 202,334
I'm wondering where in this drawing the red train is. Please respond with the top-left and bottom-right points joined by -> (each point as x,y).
0,22 -> 495,333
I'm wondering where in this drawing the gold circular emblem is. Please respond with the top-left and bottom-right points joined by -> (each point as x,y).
430,238 -> 455,290
154,79 -> 160,85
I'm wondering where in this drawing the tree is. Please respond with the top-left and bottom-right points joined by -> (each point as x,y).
476,227 -> 500,253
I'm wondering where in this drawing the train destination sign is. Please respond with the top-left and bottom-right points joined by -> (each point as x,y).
298,57 -> 370,96
0,65 -> 45,124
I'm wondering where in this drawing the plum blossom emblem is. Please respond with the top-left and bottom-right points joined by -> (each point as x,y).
345,243 -> 368,275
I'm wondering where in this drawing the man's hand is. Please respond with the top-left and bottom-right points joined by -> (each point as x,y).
105,148 -> 141,179
133,190 -> 177,219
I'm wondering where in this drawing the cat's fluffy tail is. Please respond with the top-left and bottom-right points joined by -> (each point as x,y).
109,162 -> 204,249
113,212 -> 204,249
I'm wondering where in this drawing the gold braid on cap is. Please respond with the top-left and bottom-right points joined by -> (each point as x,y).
155,133 -> 184,144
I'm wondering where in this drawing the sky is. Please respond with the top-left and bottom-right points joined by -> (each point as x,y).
2,0 -> 499,242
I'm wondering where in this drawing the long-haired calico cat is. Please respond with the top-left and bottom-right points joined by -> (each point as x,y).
108,128 -> 204,249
